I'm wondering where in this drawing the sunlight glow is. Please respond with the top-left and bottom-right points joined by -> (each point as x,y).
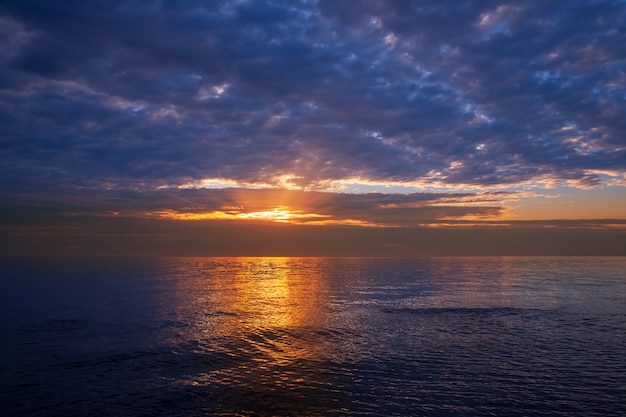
236,207 -> 325,223
149,207 -> 386,226
419,222 -> 512,228
154,206 -> 329,223
161,170 -> 625,196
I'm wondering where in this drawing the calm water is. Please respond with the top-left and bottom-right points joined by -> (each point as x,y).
1,257 -> 625,416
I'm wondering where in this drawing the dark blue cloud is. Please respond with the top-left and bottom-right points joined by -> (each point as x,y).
1,0 -> 625,193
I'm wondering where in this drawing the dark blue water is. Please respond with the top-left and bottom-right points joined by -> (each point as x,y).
1,257 -> 625,416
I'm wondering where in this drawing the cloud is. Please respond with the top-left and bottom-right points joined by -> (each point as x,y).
1,187 -> 511,229
0,0 -> 624,195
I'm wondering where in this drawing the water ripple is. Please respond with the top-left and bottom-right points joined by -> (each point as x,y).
2,257 -> 626,416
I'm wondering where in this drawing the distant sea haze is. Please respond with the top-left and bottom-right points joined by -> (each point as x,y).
2,257 -> 625,416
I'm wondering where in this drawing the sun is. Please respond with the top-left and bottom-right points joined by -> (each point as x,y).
154,206 -> 329,224
237,207 -> 306,223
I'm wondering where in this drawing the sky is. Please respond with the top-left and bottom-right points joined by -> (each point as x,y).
1,0 -> 625,256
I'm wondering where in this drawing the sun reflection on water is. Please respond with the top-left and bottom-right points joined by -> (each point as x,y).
229,257 -> 297,329
162,257 -> 335,401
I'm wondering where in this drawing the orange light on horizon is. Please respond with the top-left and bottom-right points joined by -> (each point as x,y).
149,206 -> 389,227
153,206 -> 329,223
236,207 -> 324,222
418,222 -> 512,228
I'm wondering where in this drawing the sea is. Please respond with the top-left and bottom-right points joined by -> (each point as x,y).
1,257 -> 625,416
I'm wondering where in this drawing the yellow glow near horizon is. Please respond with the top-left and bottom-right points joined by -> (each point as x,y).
419,222 -> 512,228
150,207 -> 388,227
154,206 -> 329,223
236,207 -> 325,222
149,172 -> 626,226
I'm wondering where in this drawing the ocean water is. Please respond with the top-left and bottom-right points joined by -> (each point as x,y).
1,257 -> 625,416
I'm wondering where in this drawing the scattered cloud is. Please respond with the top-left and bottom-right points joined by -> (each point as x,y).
0,0 -> 624,193
1,1 -> 625,255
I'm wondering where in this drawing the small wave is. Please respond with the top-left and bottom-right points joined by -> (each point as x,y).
381,306 -> 541,316
205,310 -> 238,317
15,318 -> 98,334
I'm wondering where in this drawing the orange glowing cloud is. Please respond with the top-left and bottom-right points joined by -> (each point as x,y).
149,205 -> 383,227
153,206 -> 329,223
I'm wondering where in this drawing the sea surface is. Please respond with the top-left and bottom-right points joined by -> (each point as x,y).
1,257 -> 625,416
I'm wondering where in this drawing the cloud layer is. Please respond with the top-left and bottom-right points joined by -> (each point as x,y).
1,0 -> 625,192
1,187 -> 508,228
